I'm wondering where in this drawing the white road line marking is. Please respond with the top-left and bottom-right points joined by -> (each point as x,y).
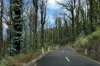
65,57 -> 70,62
63,51 -> 64,52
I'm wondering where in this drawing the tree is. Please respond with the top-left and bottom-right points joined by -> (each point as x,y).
11,0 -> 23,55
58,0 -> 76,41
0,0 -> 3,60
33,0 -> 38,50
29,8 -> 33,49
40,0 -> 47,47
57,16 -> 62,41
88,0 -> 97,32
7,0 -> 13,56
63,13 -> 69,42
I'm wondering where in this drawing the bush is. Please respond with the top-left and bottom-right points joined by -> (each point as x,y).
74,28 -> 100,62
0,49 -> 42,66
75,28 -> 100,46
0,55 -> 12,66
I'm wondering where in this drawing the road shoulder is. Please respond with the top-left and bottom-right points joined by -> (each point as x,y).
23,50 -> 53,66
69,47 -> 100,65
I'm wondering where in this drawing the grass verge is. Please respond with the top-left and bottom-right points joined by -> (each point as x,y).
0,49 -> 42,66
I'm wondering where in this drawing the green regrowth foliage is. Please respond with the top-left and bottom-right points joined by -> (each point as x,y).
10,0 -> 24,55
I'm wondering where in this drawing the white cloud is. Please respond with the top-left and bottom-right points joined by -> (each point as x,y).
2,17 -> 9,29
49,15 -> 55,24
3,23 -> 8,29
47,0 -> 63,10
45,14 -> 56,28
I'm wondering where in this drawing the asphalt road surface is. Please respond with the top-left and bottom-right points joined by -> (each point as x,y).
36,47 -> 100,66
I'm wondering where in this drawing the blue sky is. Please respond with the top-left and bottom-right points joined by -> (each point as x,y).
46,0 -> 63,27
3,0 -> 63,27
3,0 -> 63,38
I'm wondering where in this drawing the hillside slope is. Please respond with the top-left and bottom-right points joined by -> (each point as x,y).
73,28 -> 100,62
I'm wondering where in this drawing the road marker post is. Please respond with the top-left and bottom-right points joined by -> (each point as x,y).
48,47 -> 50,51
85,49 -> 87,55
42,47 -> 44,54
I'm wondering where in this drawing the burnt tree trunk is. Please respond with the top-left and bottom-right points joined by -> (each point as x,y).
12,0 -> 23,55
33,0 -> 38,50
0,0 -> 3,60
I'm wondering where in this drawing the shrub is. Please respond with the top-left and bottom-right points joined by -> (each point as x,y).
0,56 -> 12,66
75,28 -> 100,47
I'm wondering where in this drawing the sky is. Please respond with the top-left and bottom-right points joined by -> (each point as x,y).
46,0 -> 63,27
3,0 -> 63,39
3,0 -> 87,32
3,0 -> 63,28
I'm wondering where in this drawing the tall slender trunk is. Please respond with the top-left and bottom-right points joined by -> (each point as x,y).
71,9 -> 75,41
0,0 -> 3,60
12,0 -> 23,55
24,26 -> 27,53
33,0 -> 38,50
89,0 -> 95,32
8,0 -> 13,56
41,24 -> 44,47
41,4 -> 44,47
29,20 -> 32,48
40,0 -> 47,47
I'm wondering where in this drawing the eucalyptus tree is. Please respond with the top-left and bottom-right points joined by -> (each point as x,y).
7,0 -> 13,56
29,8 -> 34,49
90,0 -> 100,28
57,0 -> 76,41
63,13 -> 69,41
11,0 -> 24,55
40,0 -> 47,47
0,0 -> 3,60
57,16 -> 62,41
88,0 -> 95,32
32,0 -> 38,50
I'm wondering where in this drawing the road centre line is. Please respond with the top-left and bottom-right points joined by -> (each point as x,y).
65,57 -> 70,62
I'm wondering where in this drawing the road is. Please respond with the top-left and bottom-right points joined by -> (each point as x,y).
36,47 -> 100,66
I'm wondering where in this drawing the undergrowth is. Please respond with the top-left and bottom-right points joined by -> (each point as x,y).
0,45 -> 55,66
74,28 -> 100,62
0,49 -> 42,66
75,28 -> 100,46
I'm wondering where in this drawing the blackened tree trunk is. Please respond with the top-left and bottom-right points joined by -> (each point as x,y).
40,0 -> 47,47
89,0 -> 95,32
71,10 -> 75,41
57,17 -> 62,40
0,0 -> 3,60
33,0 -> 38,50
7,0 -> 13,56
12,0 -> 23,55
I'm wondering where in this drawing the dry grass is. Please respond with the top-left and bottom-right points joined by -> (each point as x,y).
73,28 -> 100,62
6,52 -> 41,66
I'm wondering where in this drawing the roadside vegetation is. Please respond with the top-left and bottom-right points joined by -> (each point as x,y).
0,0 -> 100,66
73,27 -> 100,62
0,49 -> 41,66
0,47 -> 53,66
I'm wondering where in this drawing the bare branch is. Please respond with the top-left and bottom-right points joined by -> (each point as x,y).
3,17 -> 9,24
23,0 -> 30,10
